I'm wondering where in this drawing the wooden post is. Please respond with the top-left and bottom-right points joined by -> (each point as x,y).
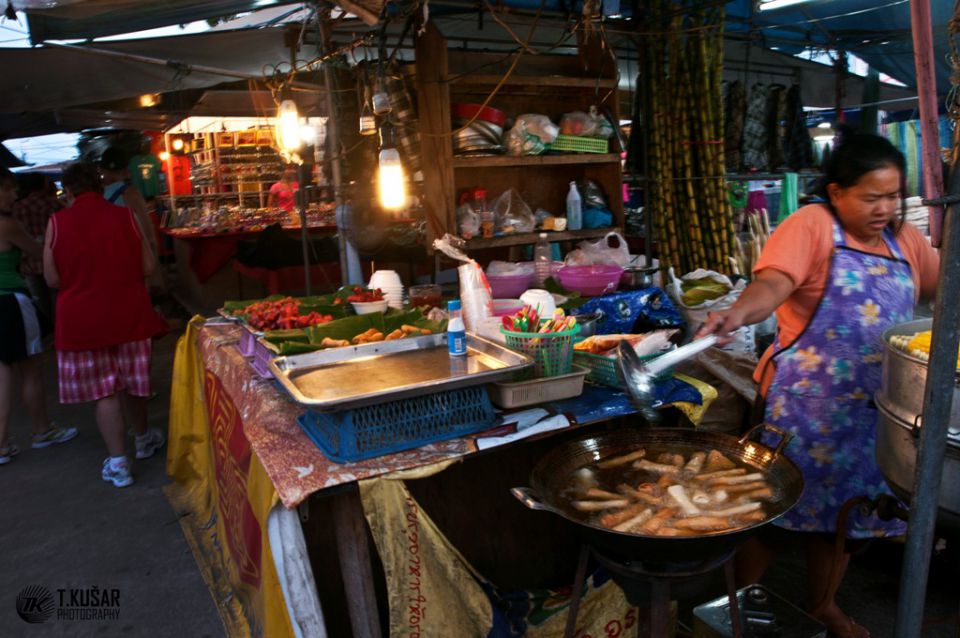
414,22 -> 456,246
910,0 -> 945,246
330,486 -> 383,638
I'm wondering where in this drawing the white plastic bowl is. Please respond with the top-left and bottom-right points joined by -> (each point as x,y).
352,300 -> 388,315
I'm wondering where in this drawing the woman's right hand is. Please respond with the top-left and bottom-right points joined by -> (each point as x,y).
695,306 -> 750,343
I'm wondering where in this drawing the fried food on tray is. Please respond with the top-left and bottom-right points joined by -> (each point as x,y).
320,337 -> 351,348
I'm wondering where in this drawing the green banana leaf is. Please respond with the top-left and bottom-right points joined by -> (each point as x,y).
262,329 -> 309,344
277,341 -> 327,355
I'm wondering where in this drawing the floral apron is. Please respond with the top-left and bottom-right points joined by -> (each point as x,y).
764,220 -> 914,538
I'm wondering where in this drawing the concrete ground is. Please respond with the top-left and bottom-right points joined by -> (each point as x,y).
0,330 -> 225,638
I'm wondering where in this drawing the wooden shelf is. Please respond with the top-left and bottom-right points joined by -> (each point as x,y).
452,153 -> 619,168
446,75 -> 618,90
464,227 -> 621,250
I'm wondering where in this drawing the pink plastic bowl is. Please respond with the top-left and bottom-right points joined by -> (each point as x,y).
557,264 -> 623,297
486,272 -> 534,299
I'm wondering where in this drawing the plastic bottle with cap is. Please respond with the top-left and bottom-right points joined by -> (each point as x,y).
447,299 -> 467,356
566,181 -> 582,230
533,232 -> 552,288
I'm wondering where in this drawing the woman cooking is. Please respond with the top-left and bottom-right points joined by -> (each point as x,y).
699,133 -> 939,638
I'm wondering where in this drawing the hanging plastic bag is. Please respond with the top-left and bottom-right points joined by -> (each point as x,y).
564,231 -> 630,267
433,234 -> 492,330
492,189 -> 536,234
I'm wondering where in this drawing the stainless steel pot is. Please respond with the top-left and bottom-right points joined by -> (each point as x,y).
877,318 -> 960,426
572,310 -> 603,337
620,266 -> 659,291
875,395 -> 960,528
875,318 -> 960,528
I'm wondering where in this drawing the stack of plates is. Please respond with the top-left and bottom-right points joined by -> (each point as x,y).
369,270 -> 404,309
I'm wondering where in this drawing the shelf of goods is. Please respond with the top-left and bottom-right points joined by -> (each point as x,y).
413,24 -> 623,248
187,129 -> 284,208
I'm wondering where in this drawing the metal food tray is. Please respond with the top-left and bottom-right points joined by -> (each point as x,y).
268,332 -> 533,411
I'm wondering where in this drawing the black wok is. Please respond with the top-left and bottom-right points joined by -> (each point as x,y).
512,424 -> 803,564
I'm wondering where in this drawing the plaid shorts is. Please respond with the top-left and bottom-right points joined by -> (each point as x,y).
57,339 -> 152,404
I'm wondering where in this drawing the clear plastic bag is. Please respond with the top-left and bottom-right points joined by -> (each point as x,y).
492,189 -> 536,234
432,234 -> 493,331
456,202 -> 481,239
564,231 -> 630,267
505,114 -> 559,156
559,111 -> 597,137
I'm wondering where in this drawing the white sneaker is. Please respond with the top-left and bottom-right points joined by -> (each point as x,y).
135,428 -> 166,460
101,458 -> 133,488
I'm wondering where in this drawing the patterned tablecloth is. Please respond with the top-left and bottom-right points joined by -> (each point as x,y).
197,322 -> 643,508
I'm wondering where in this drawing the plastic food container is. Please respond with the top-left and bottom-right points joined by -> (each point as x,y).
352,300 -> 388,315
556,265 -> 623,297
487,272 -> 535,299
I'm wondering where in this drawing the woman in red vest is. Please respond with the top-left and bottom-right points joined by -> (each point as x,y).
43,162 -> 168,488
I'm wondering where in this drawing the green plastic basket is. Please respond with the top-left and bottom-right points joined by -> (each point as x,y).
501,324 -> 581,378
573,348 -> 671,388
550,134 -> 608,154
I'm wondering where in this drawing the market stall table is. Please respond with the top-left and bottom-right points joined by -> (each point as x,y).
163,221 -> 339,284
167,318 -> 647,638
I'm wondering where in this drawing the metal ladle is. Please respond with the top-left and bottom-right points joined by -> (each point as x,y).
617,335 -> 719,422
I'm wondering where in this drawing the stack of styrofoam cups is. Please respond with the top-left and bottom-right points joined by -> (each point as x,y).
368,270 -> 404,309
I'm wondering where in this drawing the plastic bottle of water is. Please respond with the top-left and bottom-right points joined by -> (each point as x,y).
533,232 -> 552,288
566,181 -> 582,230
447,299 -> 467,356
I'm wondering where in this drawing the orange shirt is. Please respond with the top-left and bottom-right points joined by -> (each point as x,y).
754,203 -> 939,395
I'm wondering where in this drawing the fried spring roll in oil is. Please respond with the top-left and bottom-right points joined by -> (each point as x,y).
612,508 -> 654,532
692,468 -> 747,482
674,516 -> 732,531
706,502 -> 762,517
571,499 -> 629,512
640,507 -> 676,534
601,502 -> 651,528
635,459 -> 681,475
708,472 -> 765,486
597,448 -> 647,469
684,451 -> 706,473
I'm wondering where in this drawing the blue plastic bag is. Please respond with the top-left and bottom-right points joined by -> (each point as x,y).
572,288 -> 684,335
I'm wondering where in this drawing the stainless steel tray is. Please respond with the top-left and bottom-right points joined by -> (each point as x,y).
268,332 -> 533,411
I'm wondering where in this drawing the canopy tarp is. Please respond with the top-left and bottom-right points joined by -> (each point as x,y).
0,27 -> 295,116
724,0 -> 953,98
21,0 -> 301,44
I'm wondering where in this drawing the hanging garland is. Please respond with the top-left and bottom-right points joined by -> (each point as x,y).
643,1 -> 735,276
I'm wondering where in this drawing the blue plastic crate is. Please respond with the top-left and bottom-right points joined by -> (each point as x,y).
297,386 -> 496,463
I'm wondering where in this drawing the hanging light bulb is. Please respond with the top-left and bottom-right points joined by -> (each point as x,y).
377,125 -> 407,211
276,99 -> 302,152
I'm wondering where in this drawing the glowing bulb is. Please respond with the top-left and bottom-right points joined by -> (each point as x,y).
276,99 -> 302,152
171,138 -> 184,151
159,151 -> 170,161
377,147 -> 407,210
